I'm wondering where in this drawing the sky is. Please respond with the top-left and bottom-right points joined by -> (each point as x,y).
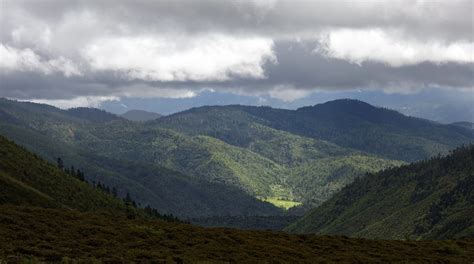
0,0 -> 473,122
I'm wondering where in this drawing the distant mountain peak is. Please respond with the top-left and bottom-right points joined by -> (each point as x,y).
66,107 -> 121,122
299,98 -> 377,111
121,109 -> 162,121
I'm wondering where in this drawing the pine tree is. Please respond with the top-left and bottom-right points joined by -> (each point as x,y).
124,192 -> 132,204
57,157 -> 64,170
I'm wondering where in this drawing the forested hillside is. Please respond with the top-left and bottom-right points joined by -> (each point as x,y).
158,100 -> 473,162
121,109 -> 162,121
0,135 -> 126,214
0,99 -> 281,218
286,145 -> 474,239
0,98 -> 471,222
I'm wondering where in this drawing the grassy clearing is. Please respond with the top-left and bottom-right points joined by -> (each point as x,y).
261,196 -> 302,210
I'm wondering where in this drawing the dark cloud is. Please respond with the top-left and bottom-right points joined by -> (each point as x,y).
0,0 -> 472,105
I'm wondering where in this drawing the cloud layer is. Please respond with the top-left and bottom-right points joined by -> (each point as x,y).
0,0 -> 472,107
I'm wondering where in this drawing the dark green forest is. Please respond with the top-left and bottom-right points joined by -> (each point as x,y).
287,145 -> 474,239
2,98 -> 469,222
0,98 -> 473,261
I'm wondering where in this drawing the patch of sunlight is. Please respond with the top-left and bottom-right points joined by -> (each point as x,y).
261,197 -> 302,210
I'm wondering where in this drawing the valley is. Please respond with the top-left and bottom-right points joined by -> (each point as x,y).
1,1 -> 472,261
0,98 -> 473,261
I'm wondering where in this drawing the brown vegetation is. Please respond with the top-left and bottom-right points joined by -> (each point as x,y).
1,205 -> 473,263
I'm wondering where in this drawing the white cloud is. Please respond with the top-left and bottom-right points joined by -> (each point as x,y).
316,28 -> 473,66
82,34 -> 276,82
117,84 -> 199,99
0,0 -> 472,101
26,96 -> 119,109
0,44 -> 81,77
268,85 -> 312,101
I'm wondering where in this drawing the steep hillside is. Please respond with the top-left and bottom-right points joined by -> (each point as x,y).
0,135 -> 126,214
0,100 -> 282,218
286,145 -> 474,239
288,155 -> 405,208
1,205 -> 473,263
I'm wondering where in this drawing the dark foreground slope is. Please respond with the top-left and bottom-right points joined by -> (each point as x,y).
1,205 -> 473,263
286,145 -> 474,239
0,135 -> 126,214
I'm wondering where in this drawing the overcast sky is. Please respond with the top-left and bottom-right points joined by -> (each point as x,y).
0,0 -> 472,120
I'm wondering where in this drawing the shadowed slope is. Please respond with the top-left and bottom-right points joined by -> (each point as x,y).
1,205 -> 473,263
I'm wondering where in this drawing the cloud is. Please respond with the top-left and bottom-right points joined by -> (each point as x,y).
82,34 -> 275,82
26,96 -> 119,109
0,0 -> 472,106
0,44 -> 81,77
268,85 -> 312,102
316,28 -> 472,66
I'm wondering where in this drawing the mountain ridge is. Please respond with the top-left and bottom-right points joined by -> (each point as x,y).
0,97 -> 471,221
286,145 -> 474,239
121,109 -> 162,121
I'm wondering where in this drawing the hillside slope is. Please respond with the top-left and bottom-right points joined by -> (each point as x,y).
158,100 -> 473,162
0,135 -> 126,214
288,155 -> 405,208
286,145 -> 474,239
1,205 -> 473,262
0,98 -> 403,214
0,100 -> 281,218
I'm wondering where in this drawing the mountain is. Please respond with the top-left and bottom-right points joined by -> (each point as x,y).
286,145 -> 474,240
1,205 -> 473,262
66,107 -> 123,122
0,135 -> 126,214
121,109 -> 162,121
451,122 -> 474,131
287,155 -> 404,208
156,100 -> 473,162
0,98 -> 406,216
2,98 -> 471,216
0,99 -> 281,218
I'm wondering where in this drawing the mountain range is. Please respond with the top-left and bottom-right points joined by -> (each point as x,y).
0,98 -> 472,222
1,97 -> 473,261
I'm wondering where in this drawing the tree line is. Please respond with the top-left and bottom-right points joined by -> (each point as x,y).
56,157 -> 183,223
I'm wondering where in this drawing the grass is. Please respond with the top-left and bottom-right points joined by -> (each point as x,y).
1,205 -> 473,263
261,196 -> 302,210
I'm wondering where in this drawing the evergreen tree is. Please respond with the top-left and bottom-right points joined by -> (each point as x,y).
57,157 -> 64,170
124,192 -> 132,204
70,165 -> 75,177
